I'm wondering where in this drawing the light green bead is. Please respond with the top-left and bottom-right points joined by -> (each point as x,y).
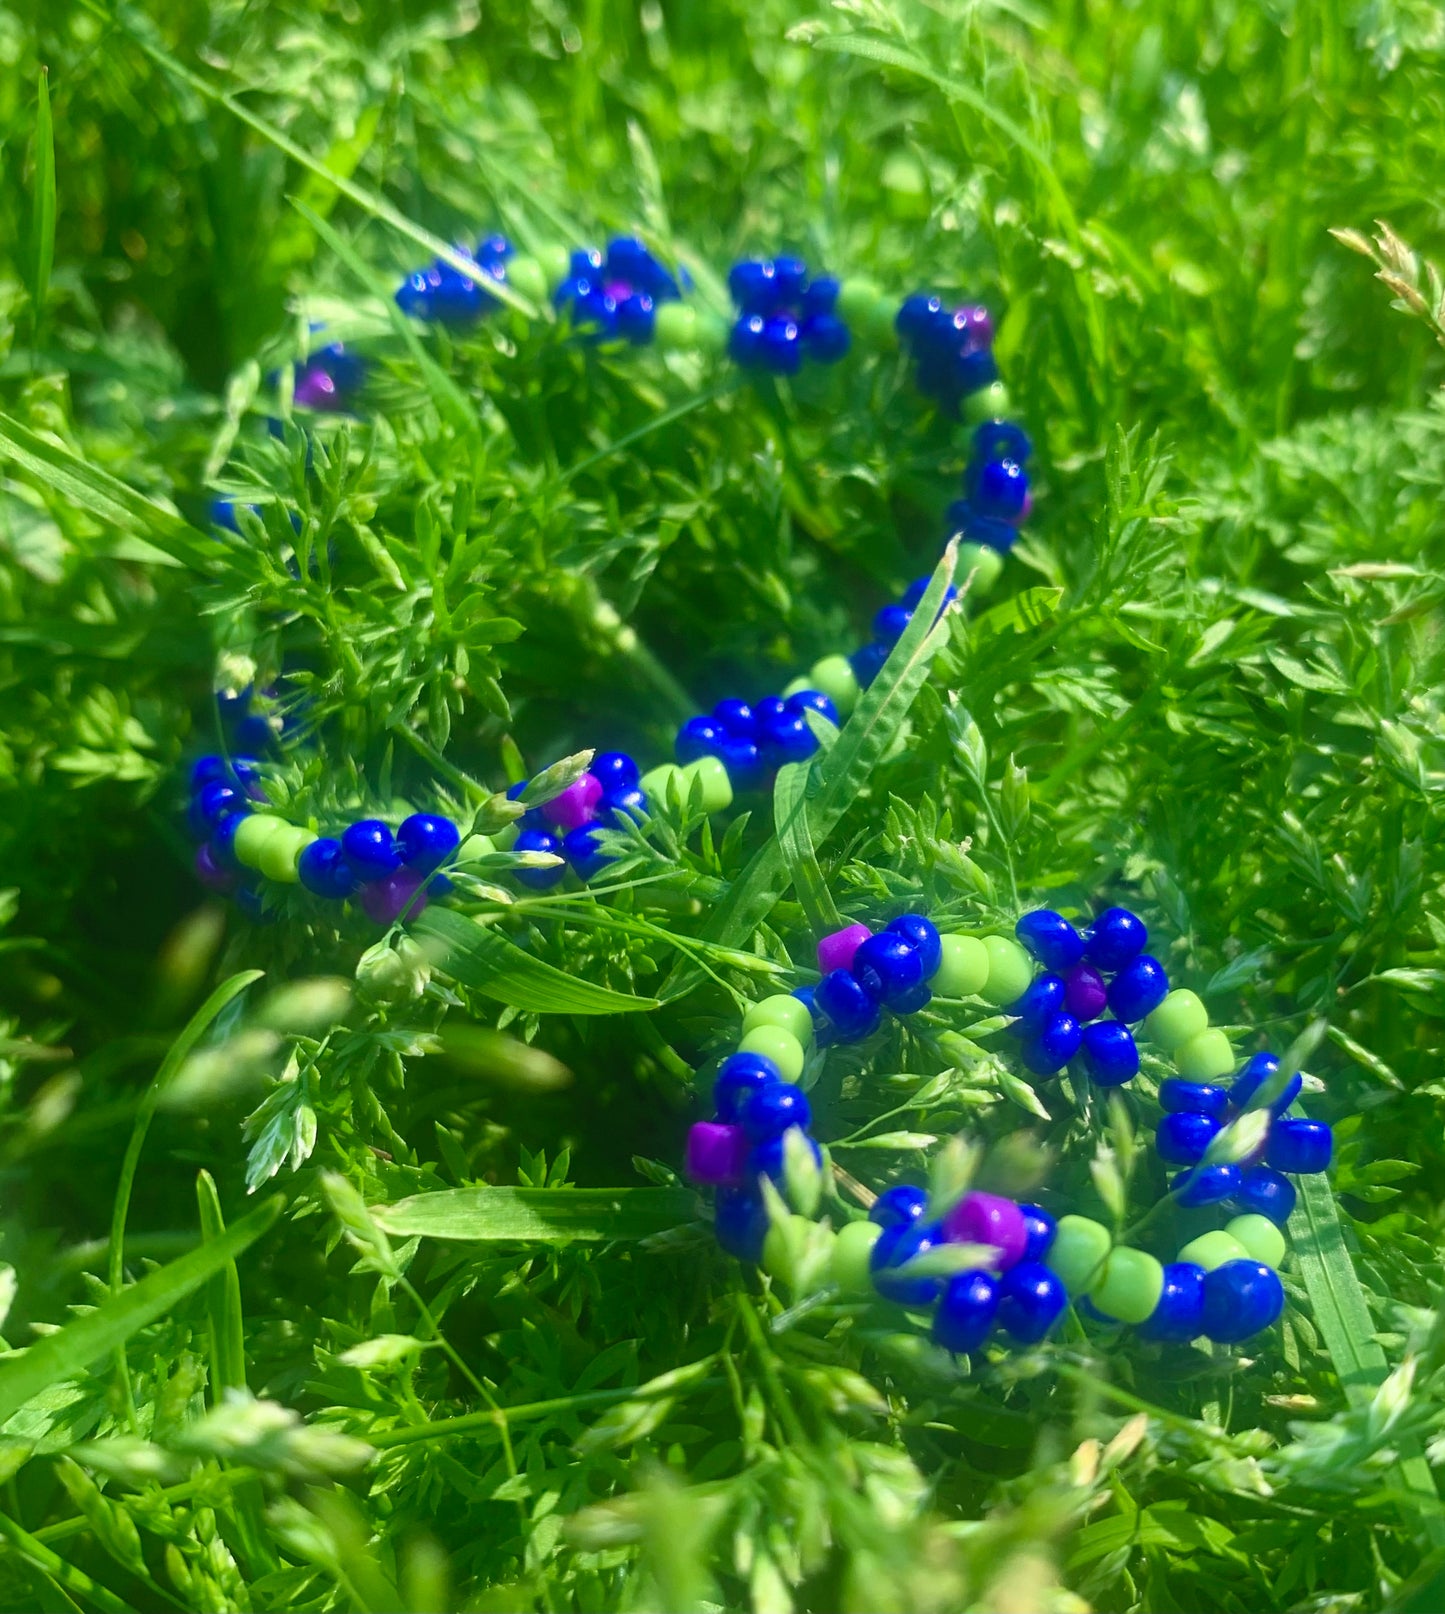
693,310 -> 731,355
1226,1214 -> 1287,1268
639,763 -> 686,804
457,833 -> 496,861
1176,1027 -> 1235,1081
781,676 -> 811,699
506,254 -> 548,306
492,822 -> 519,851
962,381 -> 1012,427
931,934 -> 990,998
955,542 -> 1004,594
681,755 -> 733,813
653,301 -> 699,350
832,1219 -> 883,1296
1089,1247 -> 1165,1326
743,993 -> 814,1047
1045,1215 -> 1113,1295
259,826 -> 315,884
978,935 -> 1035,1007
538,244 -> 571,287
233,814 -> 291,871
808,654 -> 860,717
835,278 -> 883,326
1179,1230 -> 1249,1272
738,1024 -> 806,1083
1144,989 -> 1209,1052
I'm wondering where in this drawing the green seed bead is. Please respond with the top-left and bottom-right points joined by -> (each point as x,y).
743,993 -> 814,1047
1226,1214 -> 1287,1268
931,934 -> 990,998
1144,989 -> 1209,1052
457,833 -> 496,861
781,676 -> 811,699
639,763 -> 686,805
653,301 -> 698,350
1089,1247 -> 1165,1325
832,1219 -> 883,1296
1045,1215 -> 1113,1295
693,310 -> 731,355
835,277 -> 883,327
1176,1027 -> 1235,1081
955,542 -> 1004,594
492,822 -> 519,851
978,935 -> 1035,1007
233,814 -> 291,871
505,254 -> 548,306
865,292 -> 901,346
738,1024 -> 806,1083
538,245 -> 571,288
259,826 -> 315,884
962,380 -> 1012,427
1179,1230 -> 1249,1272
762,1213 -> 818,1283
808,654 -> 860,717
680,755 -> 733,813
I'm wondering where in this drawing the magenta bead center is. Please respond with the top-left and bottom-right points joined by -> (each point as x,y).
543,772 -> 604,831
360,868 -> 430,926
942,1191 -> 1028,1271
685,1122 -> 748,1187
817,922 -> 872,976
1064,963 -> 1108,1022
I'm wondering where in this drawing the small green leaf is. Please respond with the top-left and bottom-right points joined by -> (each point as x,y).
772,760 -> 843,937
372,1186 -> 700,1241
971,586 -> 1065,640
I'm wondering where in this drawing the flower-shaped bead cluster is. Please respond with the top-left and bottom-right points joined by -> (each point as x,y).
895,292 -> 998,411
673,689 -> 840,790
502,751 -> 657,888
726,257 -> 850,375
555,238 -> 683,345
396,234 -> 514,325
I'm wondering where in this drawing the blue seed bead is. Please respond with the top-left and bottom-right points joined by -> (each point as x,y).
973,420 -> 1033,465
1170,1163 -> 1242,1208
1008,973 -> 1067,1035
1019,1204 -> 1057,1261
801,275 -> 840,316
1021,1012 -> 1082,1076
1080,1021 -> 1140,1086
869,1184 -> 929,1229
298,837 -> 357,900
677,715 -> 725,764
512,827 -> 566,890
569,246 -> 604,278
1107,955 -> 1170,1023
590,751 -> 639,792
712,699 -> 756,740
211,810 -> 249,870
772,257 -> 809,303
953,348 -> 999,395
234,884 -> 271,923
814,969 -> 881,1042
947,502 -> 1019,554
873,603 -> 912,645
729,312 -> 767,366
605,236 -> 654,284
791,985 -> 831,1047
1137,1263 -> 1206,1342
714,1052 -> 782,1122
759,713 -> 818,768
933,1270 -> 1000,1355
1266,1118 -> 1333,1176
1201,1259 -> 1285,1343
563,823 -> 611,881
901,575 -> 959,613
232,713 -> 274,755
851,933 -> 925,1010
728,260 -> 780,313
1156,1110 -> 1222,1165
850,642 -> 890,689
750,1132 -> 822,1191
1229,1052 -> 1303,1115
342,819 -> 402,881
996,1261 -> 1068,1344
889,980 -> 932,1015
896,292 -> 945,347
1235,1166 -> 1297,1226
870,1219 -> 945,1306
190,780 -> 241,837
886,915 -> 942,981
740,1081 -> 812,1143
751,696 -> 785,727
973,459 -> 1029,521
715,737 -> 764,789
714,1188 -> 768,1261
1015,910 -> 1085,972
1160,1078 -> 1231,1118
759,315 -> 802,374
602,786 -> 648,825
801,313 -> 850,363
1084,907 -> 1148,970
397,813 -> 460,873
191,754 -> 229,791
785,690 -> 839,726
615,293 -> 656,344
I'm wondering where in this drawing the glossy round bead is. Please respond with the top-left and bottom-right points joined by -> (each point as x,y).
616,293 -> 656,344
1137,1263 -> 1206,1342
758,315 -> 801,373
342,819 -> 402,881
1019,1204 -> 1057,1261
802,313 -> 850,363
852,933 -> 925,1010
191,754 -> 229,791
1170,1163 -> 1241,1208
758,712 -> 818,768
743,994 -> 814,1047
711,698 -> 755,739
785,689 -> 840,728
233,814 -> 291,870
1021,1012 -> 1081,1076
1267,1118 -> 1333,1175
1062,963 -> 1108,1022
996,1261 -> 1068,1344
962,380 -> 1012,425
1080,1021 -> 1139,1086
360,869 -> 429,926
870,1218 -> 945,1306
397,813 -> 460,873
1107,955 -> 1170,1023
977,935 -> 1035,1007
1089,1248 -> 1165,1326
1176,1027 -> 1235,1082
714,735 -> 763,786
602,785 -> 649,825
638,763 -> 684,806
1008,972 -> 1067,1034
1225,1213 -> 1288,1269
1141,990 -> 1207,1054
739,1081 -> 811,1143
512,827 -> 566,889
713,1051 -> 782,1121
814,969 -> 881,1042
685,1121 -> 749,1187
886,915 -> 942,980
654,301 -> 698,349
752,1141 -> 824,1202
973,458 -> 1029,522
1084,907 -> 1148,970
1230,1052 -> 1302,1115
677,715 -> 725,764
1045,1215 -> 1111,1294
1235,1166 -> 1297,1225
680,755 -> 734,813
563,823 -> 611,881
1160,1078 -> 1230,1118
738,1024 -> 806,1083
259,825 -> 314,884
1156,1110 -> 1222,1165
801,275 -> 840,317
1178,1230 -> 1249,1272
973,420 -> 1032,464
1201,1260 -> 1285,1343
899,575 -> 959,614
932,934 -> 990,998
869,1184 -> 929,1229
818,922 -> 872,976
850,641 -> 890,689
955,542 -> 1005,593
753,696 -> 788,729
873,603 -> 912,645
806,655 -> 861,717
832,1220 -> 884,1295
895,292 -> 945,345
728,259 -> 781,313
194,843 -> 234,893
195,779 -> 243,831
943,1192 -> 1028,1271
542,773 -> 604,832
714,1187 -> 768,1261
933,1270 -> 1000,1355
1015,910 -> 1085,972
791,985 -> 828,1045
211,811 -> 248,870
590,751 -> 639,792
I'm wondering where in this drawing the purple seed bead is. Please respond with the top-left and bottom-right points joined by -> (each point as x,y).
194,843 -> 235,893
685,1122 -> 749,1187
1063,963 -> 1108,1022
942,1192 -> 1028,1271
359,869 -> 430,926
542,773 -> 604,831
817,922 -> 872,975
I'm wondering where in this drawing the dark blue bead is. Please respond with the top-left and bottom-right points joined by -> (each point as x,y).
512,827 -> 566,889
428,873 -> 455,898
870,1219 -> 945,1306
616,293 -> 656,344
872,603 -> 912,645
714,1052 -> 781,1122
1137,1263 -> 1206,1342
342,819 -> 402,881
230,757 -> 264,793
749,1132 -> 822,1193
715,735 -> 764,788
1160,1079 -> 1230,1118
1021,1012 -> 1081,1076
740,1081 -> 811,1143
591,751 -> 639,792
191,754 -> 229,791
1019,1204 -> 1057,1261
759,315 -> 802,374
519,806 -> 549,833
190,781 -> 240,837
677,716 -> 725,764
569,247 -> 604,278
728,260 -> 781,313
729,312 -> 767,366
850,642 -> 890,688
714,1187 -> 768,1261
953,347 -> 999,395
791,984 -> 831,1046
563,823 -> 611,882
605,236 -> 654,284
211,811 -> 248,870
397,813 -> 460,873
949,505 -> 1019,554
900,575 -> 959,613
973,459 -> 1029,521
1080,1021 -> 1139,1086
1234,1167 -> 1297,1226
996,1261 -> 1068,1344
1170,1163 -> 1241,1207
752,695 -> 788,727
886,915 -> 942,980
602,786 -> 648,825
1107,955 -> 1170,1022
869,1184 -> 929,1229
1084,907 -> 1148,970
298,837 -> 356,899
785,689 -> 839,727
476,233 -> 511,266
232,714 -> 274,755
234,884 -> 271,923
1266,1118 -> 1333,1176
889,980 -> 932,1015
814,968 -> 881,1042
851,933 -> 925,1010
711,699 -> 756,740
759,713 -> 818,768
1201,1260 -> 1285,1343
429,262 -> 484,324
801,313 -> 850,363
973,420 -> 1033,465
1229,1052 -> 1302,1115
209,497 -> 246,533
772,257 -> 809,303
801,275 -> 840,317
1155,1110 -> 1222,1165
215,687 -> 251,721
896,293 -> 945,347
933,1270 -> 1000,1355
1015,909 -> 1085,972
1008,973 -> 1067,1035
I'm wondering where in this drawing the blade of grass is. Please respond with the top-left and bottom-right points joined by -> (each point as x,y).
30,68 -> 55,340
372,1185 -> 701,1241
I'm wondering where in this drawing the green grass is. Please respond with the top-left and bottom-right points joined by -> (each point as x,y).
1,0 -> 1444,1608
